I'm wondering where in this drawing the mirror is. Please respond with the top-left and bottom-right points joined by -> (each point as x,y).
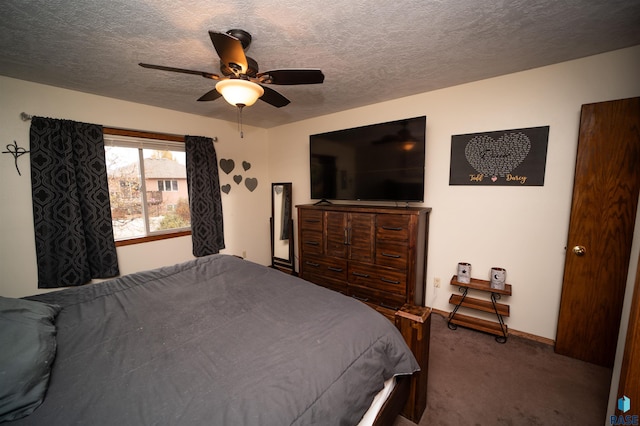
271,183 -> 295,274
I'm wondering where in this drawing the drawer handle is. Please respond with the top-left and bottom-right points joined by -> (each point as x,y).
304,241 -> 319,246
380,302 -> 400,310
327,267 -> 343,272
352,272 -> 370,278
305,219 -> 321,223
381,252 -> 401,259
305,261 -> 320,267
351,295 -> 369,302
380,277 -> 400,285
382,226 -> 403,231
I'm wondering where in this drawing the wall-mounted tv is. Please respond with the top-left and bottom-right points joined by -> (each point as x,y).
310,116 -> 426,203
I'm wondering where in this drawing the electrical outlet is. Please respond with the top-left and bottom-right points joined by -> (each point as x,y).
242,250 -> 247,258
434,277 -> 441,288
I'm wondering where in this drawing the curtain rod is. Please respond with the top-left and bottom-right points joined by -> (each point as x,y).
19,112 -> 217,142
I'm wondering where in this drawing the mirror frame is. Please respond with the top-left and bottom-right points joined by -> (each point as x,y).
270,182 -> 295,274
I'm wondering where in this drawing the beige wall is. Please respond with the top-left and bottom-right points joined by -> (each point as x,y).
267,45 -> 640,341
0,76 -> 271,298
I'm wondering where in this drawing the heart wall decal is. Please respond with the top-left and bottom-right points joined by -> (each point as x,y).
218,157 -> 260,194
220,159 -> 235,174
245,178 -> 258,192
449,126 -> 549,186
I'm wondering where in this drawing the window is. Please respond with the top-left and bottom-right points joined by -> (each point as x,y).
158,180 -> 178,191
104,134 -> 191,242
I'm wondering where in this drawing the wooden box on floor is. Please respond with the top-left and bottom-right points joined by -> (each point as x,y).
395,304 -> 431,422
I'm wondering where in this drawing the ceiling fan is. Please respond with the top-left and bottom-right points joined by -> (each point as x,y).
139,29 -> 325,109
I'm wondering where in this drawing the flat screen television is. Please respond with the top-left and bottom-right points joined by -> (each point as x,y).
310,116 -> 426,202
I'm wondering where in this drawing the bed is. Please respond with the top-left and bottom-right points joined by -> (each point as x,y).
1,254 -> 419,425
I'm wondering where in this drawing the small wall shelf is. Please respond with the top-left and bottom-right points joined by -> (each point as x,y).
447,275 -> 512,343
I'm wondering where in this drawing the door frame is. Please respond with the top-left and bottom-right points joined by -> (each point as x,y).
616,239 -> 640,413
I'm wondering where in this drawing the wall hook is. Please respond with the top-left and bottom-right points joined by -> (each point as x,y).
2,141 -> 30,176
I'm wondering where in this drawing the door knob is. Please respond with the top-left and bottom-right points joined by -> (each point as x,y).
572,245 -> 586,256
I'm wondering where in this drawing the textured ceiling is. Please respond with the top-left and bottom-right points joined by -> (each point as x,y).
1,0 -> 639,128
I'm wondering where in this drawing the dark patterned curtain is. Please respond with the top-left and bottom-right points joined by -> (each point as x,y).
30,117 -> 119,288
185,135 -> 225,256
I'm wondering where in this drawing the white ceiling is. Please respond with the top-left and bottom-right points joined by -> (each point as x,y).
1,0 -> 639,129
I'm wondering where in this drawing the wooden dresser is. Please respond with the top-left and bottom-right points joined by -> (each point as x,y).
296,204 -> 430,320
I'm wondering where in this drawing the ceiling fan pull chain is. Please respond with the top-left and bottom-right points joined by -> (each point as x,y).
237,104 -> 246,138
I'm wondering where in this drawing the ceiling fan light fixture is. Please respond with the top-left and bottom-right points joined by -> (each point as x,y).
216,79 -> 264,107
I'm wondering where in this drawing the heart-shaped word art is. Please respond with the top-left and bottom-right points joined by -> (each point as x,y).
233,175 -> 242,184
465,132 -> 530,177
219,159 -> 235,175
245,178 -> 258,192
221,184 -> 231,194
242,161 -> 251,171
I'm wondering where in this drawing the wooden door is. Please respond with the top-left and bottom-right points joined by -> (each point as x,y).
325,211 -> 375,262
325,211 -> 348,258
348,213 -> 375,263
555,97 -> 640,367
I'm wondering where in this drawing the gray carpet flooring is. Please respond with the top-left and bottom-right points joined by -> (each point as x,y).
393,312 -> 612,426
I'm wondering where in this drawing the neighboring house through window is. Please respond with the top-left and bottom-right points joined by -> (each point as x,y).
104,135 -> 191,242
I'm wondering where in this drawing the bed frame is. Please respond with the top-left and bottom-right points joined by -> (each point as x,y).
372,375 -> 411,425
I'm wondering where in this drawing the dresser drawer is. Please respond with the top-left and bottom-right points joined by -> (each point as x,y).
348,262 -> 407,296
376,240 -> 409,270
376,214 -> 411,241
301,255 -> 348,281
349,286 -> 405,312
299,209 -> 323,232
300,230 -> 323,254
304,273 -> 348,294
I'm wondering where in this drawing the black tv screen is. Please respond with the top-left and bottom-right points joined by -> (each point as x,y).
310,116 -> 426,202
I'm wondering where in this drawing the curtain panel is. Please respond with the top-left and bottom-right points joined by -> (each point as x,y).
30,117 -> 119,288
185,135 -> 225,257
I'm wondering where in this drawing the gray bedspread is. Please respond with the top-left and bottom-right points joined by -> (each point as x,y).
17,255 -> 418,425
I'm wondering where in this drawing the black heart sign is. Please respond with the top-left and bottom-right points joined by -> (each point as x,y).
465,132 -> 531,177
242,161 -> 251,171
233,175 -> 242,184
245,178 -> 258,192
220,159 -> 235,174
221,184 -> 231,194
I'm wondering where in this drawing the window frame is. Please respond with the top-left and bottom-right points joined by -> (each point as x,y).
103,127 -> 191,247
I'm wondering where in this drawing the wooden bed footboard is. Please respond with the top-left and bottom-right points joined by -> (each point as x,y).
394,304 -> 432,422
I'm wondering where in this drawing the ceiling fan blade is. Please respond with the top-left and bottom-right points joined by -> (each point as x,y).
259,85 -> 290,108
209,31 -> 248,75
197,88 -> 222,102
257,69 -> 324,85
139,63 -> 219,80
